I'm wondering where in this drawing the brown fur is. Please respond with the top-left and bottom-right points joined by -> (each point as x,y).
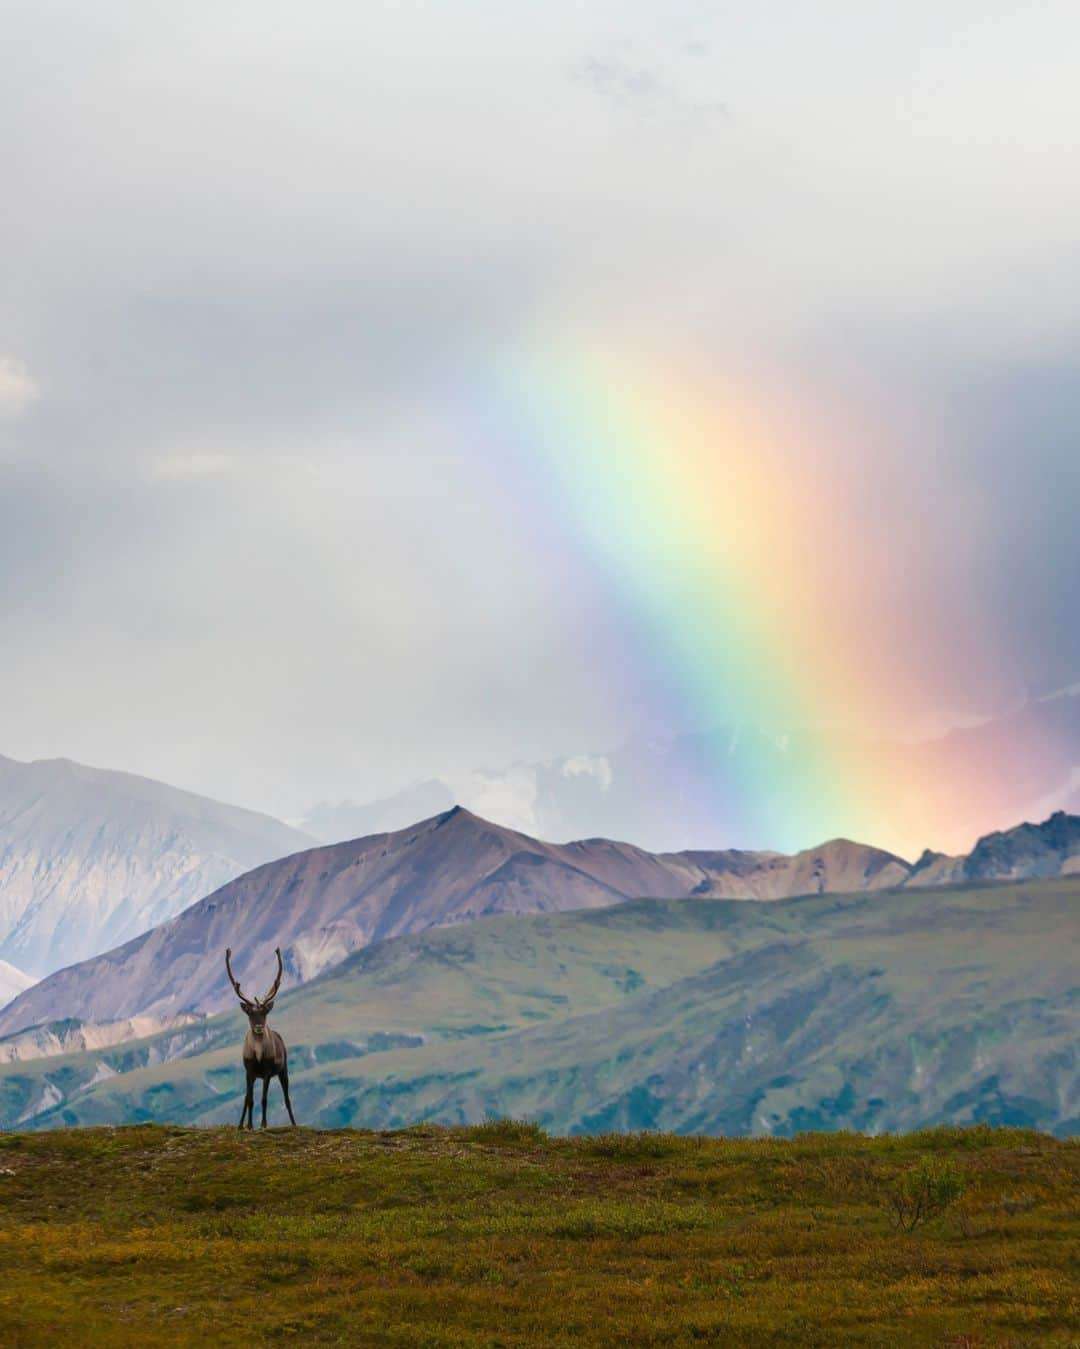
225,947 -> 297,1129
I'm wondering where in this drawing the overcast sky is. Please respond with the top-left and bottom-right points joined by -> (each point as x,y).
2,1 -> 1078,818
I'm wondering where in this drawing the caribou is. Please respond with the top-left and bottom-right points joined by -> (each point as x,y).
225,945 -> 298,1129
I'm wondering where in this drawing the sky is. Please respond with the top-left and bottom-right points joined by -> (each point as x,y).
1,1 -> 1078,829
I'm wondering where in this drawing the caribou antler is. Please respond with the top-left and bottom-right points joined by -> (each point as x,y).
263,947 -> 284,1004
225,947 -> 252,1007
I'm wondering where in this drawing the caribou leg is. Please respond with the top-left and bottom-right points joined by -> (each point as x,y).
280,1070 -> 297,1127
240,1069 -> 256,1130
261,1077 -> 270,1129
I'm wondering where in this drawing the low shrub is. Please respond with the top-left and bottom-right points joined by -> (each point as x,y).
580,1131 -> 683,1160
468,1117 -> 547,1147
885,1158 -> 965,1232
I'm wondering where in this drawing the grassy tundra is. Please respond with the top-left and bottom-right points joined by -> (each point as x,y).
0,1123 -> 1075,1346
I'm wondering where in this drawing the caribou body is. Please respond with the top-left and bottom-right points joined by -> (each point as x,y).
225,946 -> 297,1129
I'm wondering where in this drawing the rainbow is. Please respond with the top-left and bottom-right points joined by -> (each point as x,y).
465,336 -> 1059,858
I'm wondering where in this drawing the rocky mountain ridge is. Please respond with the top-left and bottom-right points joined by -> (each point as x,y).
906,810 -> 1080,887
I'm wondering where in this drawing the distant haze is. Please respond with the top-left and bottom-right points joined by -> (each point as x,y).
1,3 -> 1078,841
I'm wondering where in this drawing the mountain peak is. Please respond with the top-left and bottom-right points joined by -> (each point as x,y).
964,810 -> 1080,881
431,804 -> 524,837
431,804 -> 481,831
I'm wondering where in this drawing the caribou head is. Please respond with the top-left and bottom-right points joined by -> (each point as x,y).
226,945 -> 283,1038
225,946 -> 296,1129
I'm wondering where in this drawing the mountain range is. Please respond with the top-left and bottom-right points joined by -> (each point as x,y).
0,807 -> 912,1035
2,803 -> 1079,1050
2,679 -> 1078,995
1,872 -> 1075,1135
0,753 -> 313,978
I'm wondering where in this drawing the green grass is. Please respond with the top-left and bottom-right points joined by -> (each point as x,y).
0,1125 -> 1076,1346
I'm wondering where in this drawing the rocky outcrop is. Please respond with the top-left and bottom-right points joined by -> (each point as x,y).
962,810 -> 1080,881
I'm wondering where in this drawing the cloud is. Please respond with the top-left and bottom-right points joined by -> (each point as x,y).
575,55 -> 667,104
0,0 -> 1078,825
0,358 -> 39,419
572,51 -> 727,128
561,755 -> 613,791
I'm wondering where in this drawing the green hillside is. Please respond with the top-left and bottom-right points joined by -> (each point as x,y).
0,1124 -> 1076,1346
2,877 -> 1077,1135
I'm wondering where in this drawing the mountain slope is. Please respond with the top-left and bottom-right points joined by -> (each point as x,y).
0,1013 -> 200,1065
0,807 -> 909,1034
2,875 -> 1075,1136
0,753 -> 313,977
